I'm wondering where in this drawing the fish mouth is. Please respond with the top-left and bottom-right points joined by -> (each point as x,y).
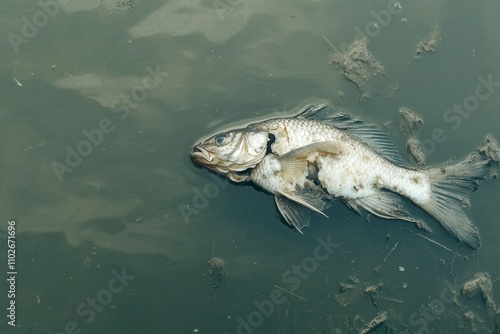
191,146 -> 214,164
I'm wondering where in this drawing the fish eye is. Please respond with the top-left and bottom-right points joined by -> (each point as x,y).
215,133 -> 229,146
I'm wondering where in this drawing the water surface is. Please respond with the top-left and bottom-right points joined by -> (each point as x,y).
1,0 -> 499,333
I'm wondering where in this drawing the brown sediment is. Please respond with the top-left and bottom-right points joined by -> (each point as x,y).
330,38 -> 384,99
479,134 -> 500,162
399,107 -> 427,166
415,26 -> 440,59
407,138 -> 426,166
399,107 -> 424,135
461,272 -> 496,311
410,175 -> 422,184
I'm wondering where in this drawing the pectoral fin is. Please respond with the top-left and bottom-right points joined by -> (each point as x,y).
277,142 -> 342,176
271,142 -> 340,232
277,189 -> 329,217
274,184 -> 332,233
274,196 -> 312,233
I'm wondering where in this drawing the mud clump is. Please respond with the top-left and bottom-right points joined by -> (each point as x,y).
328,271 -> 500,333
336,276 -> 401,310
479,134 -> 500,180
208,256 -> 227,290
415,26 -> 440,59
399,107 -> 427,166
335,276 -> 361,307
399,107 -> 424,135
479,134 -> 500,162
330,38 -> 384,99
460,272 -> 500,332
406,138 -> 426,166
461,272 -> 496,311
460,310 -> 488,333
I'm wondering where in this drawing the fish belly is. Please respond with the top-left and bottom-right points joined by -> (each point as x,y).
316,147 -> 431,204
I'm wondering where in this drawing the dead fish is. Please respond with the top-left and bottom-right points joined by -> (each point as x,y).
192,104 -> 491,249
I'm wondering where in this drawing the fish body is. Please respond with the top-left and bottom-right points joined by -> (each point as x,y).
192,104 -> 491,249
250,116 -> 431,204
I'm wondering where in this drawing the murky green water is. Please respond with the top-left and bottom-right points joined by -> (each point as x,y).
1,0 -> 499,333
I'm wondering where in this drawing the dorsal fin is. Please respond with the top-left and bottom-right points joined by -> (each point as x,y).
345,121 -> 405,166
295,103 -> 330,118
299,105 -> 406,167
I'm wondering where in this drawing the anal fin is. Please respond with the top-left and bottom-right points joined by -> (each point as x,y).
346,192 -> 431,231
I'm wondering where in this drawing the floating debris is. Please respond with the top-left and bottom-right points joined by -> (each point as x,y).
364,283 -> 394,307
417,233 -> 464,259
335,276 -> 361,306
344,314 -> 364,333
364,283 -> 383,295
13,59 -> 22,86
360,311 -> 389,334
116,0 -> 135,9
382,241 -> 399,264
208,257 -> 227,290
415,26 -> 440,59
330,38 -> 384,99
384,82 -> 400,99
460,310 -> 487,333
83,256 -> 92,268
273,284 -> 306,301
393,2 -> 402,10
365,282 -> 403,307
328,271 -> 500,333
336,276 -> 402,310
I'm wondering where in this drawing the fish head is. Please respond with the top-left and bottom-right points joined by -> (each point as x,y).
191,129 -> 269,180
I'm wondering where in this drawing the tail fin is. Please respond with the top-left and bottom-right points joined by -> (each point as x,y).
420,154 -> 491,249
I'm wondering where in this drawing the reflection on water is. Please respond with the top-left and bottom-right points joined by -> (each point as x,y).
1,0 -> 499,333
